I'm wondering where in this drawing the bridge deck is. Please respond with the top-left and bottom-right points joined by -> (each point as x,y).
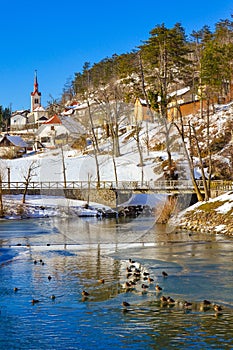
1,180 -> 232,194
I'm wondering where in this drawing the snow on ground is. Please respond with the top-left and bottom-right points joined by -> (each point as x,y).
2,121 -> 176,184
213,192 -> 233,214
3,194 -> 112,219
1,120 -> 173,218
1,102 -> 233,220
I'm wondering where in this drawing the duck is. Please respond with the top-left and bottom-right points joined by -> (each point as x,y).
98,279 -> 105,284
162,271 -> 168,277
48,275 -> 52,281
122,301 -> 130,307
167,296 -> 175,304
50,294 -> 56,300
123,281 -> 132,289
143,271 -> 150,277
133,272 -> 141,278
134,268 -> 141,274
160,296 -> 167,303
200,299 -> 211,311
31,299 -> 40,304
184,301 -> 192,308
128,280 -> 136,286
155,284 -> 162,292
81,290 -> 89,297
14,287 -> 19,292
213,304 -> 223,313
200,299 -> 212,310
129,259 -> 135,264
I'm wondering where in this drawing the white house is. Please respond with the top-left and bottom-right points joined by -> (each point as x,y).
0,134 -> 28,157
10,110 -> 30,130
36,115 -> 86,148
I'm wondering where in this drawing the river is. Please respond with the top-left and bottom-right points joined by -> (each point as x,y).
0,215 -> 233,349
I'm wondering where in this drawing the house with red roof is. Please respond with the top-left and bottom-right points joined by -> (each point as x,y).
36,114 -> 86,148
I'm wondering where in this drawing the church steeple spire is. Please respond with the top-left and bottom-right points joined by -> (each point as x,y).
34,69 -> 39,93
31,70 -> 41,112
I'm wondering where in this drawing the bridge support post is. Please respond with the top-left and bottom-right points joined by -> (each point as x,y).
114,189 -> 119,218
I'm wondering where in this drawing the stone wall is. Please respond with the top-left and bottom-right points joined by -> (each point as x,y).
64,188 -> 117,208
178,207 -> 233,236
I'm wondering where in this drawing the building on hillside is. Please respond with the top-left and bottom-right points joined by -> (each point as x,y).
134,98 -> 155,122
36,115 -> 86,148
28,71 -> 49,124
10,71 -> 49,131
62,101 -> 106,130
167,86 -> 207,120
28,106 -> 48,125
10,110 -> 30,131
0,134 -> 28,158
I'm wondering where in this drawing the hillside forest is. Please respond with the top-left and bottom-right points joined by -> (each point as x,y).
61,16 -> 233,201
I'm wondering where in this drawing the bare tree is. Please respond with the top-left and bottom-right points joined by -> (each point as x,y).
87,99 -> 101,187
60,146 -> 67,187
134,122 -> 144,185
94,83 -> 125,158
173,107 -> 204,201
22,161 -> 39,204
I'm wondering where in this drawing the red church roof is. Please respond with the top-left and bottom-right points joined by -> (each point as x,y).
43,115 -> 62,124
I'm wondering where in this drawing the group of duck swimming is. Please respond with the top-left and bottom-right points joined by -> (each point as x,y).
17,257 -> 222,315
121,258 -> 223,315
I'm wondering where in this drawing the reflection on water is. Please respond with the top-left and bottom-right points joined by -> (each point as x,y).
0,216 -> 233,350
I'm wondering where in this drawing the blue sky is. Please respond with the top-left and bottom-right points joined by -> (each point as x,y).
0,0 -> 232,111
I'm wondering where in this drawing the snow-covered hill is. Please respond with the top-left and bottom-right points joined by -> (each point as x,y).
2,101 -> 233,184
1,100 -> 233,223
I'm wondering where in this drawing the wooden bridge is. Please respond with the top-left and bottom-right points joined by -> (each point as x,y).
1,179 -> 233,195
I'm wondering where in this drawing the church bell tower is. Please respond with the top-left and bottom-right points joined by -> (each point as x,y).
31,70 -> 41,112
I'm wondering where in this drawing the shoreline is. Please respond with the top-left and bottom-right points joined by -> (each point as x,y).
176,191 -> 233,236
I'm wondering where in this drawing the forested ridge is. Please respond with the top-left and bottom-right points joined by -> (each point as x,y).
62,16 -> 233,109
59,15 -> 233,203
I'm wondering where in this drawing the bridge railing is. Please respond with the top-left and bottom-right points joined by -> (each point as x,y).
0,180 -> 233,192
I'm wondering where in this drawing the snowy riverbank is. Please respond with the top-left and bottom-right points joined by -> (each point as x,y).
177,191 -> 233,236
1,195 -> 113,220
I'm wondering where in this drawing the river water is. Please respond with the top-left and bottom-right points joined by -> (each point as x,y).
0,215 -> 233,350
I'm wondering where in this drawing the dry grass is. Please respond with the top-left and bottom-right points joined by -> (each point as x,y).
155,196 -> 179,224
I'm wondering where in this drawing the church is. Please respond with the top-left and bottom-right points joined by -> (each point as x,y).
10,71 -> 48,130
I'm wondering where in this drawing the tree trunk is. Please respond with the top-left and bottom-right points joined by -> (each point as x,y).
61,146 -> 67,187
22,179 -> 29,204
112,153 -> 118,186
173,109 -> 204,201
135,124 -> 144,185
138,52 -> 154,121
190,123 -> 210,201
87,100 -> 100,187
